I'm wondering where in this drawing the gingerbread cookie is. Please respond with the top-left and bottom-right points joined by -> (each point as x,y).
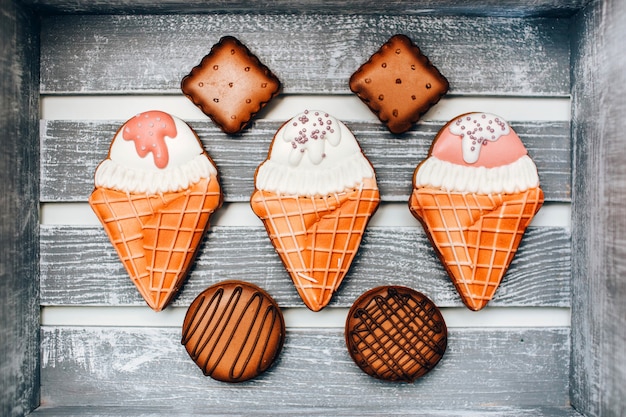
350,34 -> 448,134
409,113 -> 544,311
181,36 -> 281,134
345,286 -> 447,382
250,110 -> 380,312
89,110 -> 222,311
182,280 -> 285,383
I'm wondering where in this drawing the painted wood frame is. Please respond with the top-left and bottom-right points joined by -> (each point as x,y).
0,0 -> 624,416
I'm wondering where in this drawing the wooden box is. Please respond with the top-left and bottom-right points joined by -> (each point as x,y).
1,0 -> 624,415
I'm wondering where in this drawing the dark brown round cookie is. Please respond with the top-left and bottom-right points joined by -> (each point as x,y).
345,285 -> 447,382
182,280 -> 285,382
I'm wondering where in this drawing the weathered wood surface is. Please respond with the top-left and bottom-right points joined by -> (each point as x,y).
0,1 -> 40,416
40,225 -> 571,308
25,0 -> 588,18
38,326 -> 572,412
570,0 -> 626,416
39,14 -> 570,96
40,120 -> 571,203
31,406 -> 584,417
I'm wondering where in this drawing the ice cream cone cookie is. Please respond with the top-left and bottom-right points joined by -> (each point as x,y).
409,113 -> 544,311
251,110 -> 380,311
89,111 -> 222,311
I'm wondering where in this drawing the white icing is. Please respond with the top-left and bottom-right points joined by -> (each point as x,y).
95,113 -> 218,194
449,113 -> 511,164
255,111 -> 375,196
95,154 -> 217,194
414,155 -> 539,194
282,110 -> 342,165
109,115 -> 203,172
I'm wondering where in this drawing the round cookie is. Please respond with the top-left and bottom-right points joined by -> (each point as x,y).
182,280 -> 285,382
345,286 -> 447,382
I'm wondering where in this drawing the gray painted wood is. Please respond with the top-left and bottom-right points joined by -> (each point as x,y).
570,1 -> 626,416
37,326 -> 572,412
40,225 -> 571,308
25,0 -> 588,18
40,120 -> 571,203
31,406 -> 584,417
39,14 -> 571,96
1,1 -> 601,415
0,1 -> 40,416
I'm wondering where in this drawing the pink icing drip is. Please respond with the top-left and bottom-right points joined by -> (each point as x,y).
122,111 -> 177,169
431,113 -> 528,168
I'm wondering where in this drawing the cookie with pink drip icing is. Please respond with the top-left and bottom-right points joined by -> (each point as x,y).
409,112 -> 544,310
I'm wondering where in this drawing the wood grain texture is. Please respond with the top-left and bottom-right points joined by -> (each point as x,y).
39,14 -> 570,96
25,0 -> 588,18
570,0 -> 626,416
0,1 -> 40,416
38,326 -> 572,412
40,224 -> 571,308
31,405 -> 584,417
40,120 -> 571,203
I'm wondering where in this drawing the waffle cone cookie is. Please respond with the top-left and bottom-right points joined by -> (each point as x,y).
409,113 -> 544,311
89,111 -> 222,311
251,110 -> 380,311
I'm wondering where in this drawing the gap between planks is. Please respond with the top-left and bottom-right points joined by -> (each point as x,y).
40,305 -> 571,329
40,201 -> 571,229
40,94 -> 571,122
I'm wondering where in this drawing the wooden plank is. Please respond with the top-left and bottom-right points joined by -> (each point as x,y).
570,0 -> 626,416
40,120 -> 571,203
38,326 -> 572,411
31,405 -> 584,417
39,326 -> 571,411
39,14 -> 570,96
0,1 -> 40,416
40,224 -> 571,308
25,0 -> 587,18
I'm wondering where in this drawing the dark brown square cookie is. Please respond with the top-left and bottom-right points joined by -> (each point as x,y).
349,34 -> 449,134
181,36 -> 281,134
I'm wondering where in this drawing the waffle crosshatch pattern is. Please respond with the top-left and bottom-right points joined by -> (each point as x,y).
89,176 -> 222,311
410,187 -> 544,311
251,177 -> 380,311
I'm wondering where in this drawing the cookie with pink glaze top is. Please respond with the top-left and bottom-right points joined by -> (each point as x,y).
181,36 -> 281,134
409,112 -> 544,311
89,110 -> 222,311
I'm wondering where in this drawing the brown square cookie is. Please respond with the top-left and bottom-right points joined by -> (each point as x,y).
181,36 -> 281,134
349,34 -> 449,134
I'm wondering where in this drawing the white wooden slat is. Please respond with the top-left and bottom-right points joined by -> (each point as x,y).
38,326 -> 572,412
40,119 -> 571,202
40,305 -> 571,329
39,225 -> 571,308
39,14 -> 571,96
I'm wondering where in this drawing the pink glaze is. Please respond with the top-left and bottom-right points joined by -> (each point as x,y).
122,110 -> 177,169
431,113 -> 527,168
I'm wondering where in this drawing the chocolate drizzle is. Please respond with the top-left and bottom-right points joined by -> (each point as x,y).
346,286 -> 447,382
182,280 -> 285,382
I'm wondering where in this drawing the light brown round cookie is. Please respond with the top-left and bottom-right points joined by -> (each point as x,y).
345,285 -> 447,382
182,280 -> 285,382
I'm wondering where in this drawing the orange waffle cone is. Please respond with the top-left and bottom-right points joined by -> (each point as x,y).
251,177 -> 380,311
409,186 -> 543,310
89,175 -> 222,311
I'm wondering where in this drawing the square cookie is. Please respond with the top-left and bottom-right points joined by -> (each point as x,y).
181,36 -> 281,134
349,34 -> 449,134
